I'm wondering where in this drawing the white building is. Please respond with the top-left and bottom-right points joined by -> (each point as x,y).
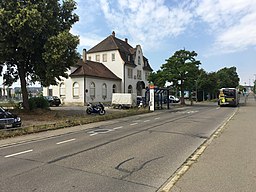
43,31 -> 153,106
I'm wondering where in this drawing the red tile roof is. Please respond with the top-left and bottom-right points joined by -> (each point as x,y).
70,59 -> 121,80
87,32 -> 153,71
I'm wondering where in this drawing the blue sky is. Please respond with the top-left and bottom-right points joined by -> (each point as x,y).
73,0 -> 256,86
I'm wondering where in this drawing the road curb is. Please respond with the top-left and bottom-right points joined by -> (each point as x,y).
158,107 -> 239,192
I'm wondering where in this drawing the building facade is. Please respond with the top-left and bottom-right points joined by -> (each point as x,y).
43,32 -> 152,106
87,31 -> 152,96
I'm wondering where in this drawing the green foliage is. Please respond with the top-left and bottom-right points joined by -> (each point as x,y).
161,49 -> 201,104
237,85 -> 244,92
0,0 -> 79,110
149,49 -> 241,102
216,67 -> 240,88
197,70 -> 218,94
148,70 -> 166,87
28,97 -> 49,110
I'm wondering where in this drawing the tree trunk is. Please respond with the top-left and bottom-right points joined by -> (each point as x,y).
18,64 -> 29,110
180,80 -> 185,105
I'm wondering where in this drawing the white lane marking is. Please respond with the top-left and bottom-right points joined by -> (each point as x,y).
90,133 -> 98,136
113,126 -> 123,130
56,138 -> 76,145
5,149 -> 33,158
144,120 -> 150,122
130,123 -> 138,126
155,117 -> 160,120
216,107 -> 220,109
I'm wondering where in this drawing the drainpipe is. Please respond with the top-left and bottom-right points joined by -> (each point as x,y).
83,49 -> 87,106
84,74 -> 86,106
123,63 -> 126,93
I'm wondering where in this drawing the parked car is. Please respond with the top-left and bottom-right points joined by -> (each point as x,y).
0,107 -> 22,129
44,96 -> 61,106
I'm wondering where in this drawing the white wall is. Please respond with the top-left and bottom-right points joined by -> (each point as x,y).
43,75 -> 121,106
87,50 -> 125,92
85,77 -> 121,104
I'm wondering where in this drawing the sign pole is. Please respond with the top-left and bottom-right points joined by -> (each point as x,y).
149,83 -> 155,111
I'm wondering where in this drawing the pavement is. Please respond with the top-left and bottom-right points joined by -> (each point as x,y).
167,93 -> 256,192
2,95 -> 255,192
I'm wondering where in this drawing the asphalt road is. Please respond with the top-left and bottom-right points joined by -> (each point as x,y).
170,94 -> 255,192
0,103 -> 237,192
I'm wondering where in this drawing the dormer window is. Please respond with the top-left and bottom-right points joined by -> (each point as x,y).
138,56 -> 141,65
144,60 -> 147,66
103,54 -> 107,62
112,53 -> 115,61
127,55 -> 130,62
96,54 -> 100,62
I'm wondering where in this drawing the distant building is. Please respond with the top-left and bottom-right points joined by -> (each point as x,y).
43,31 -> 153,106
0,86 -> 42,100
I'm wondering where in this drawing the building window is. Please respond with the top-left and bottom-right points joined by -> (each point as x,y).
128,68 -> 133,79
137,70 -> 142,80
112,53 -> 115,61
103,54 -> 107,62
112,84 -> 116,93
90,82 -> 95,99
73,82 -> 79,98
138,56 -> 141,65
128,85 -> 133,93
127,55 -> 130,61
144,60 -> 148,66
60,83 -> 65,97
96,54 -> 100,62
102,83 -> 107,99
88,56 -> 91,61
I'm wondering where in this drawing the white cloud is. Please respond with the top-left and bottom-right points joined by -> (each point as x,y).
75,0 -> 101,27
73,0 -> 256,56
99,0 -> 194,49
214,12 -> 256,53
196,0 -> 256,54
71,28 -> 104,49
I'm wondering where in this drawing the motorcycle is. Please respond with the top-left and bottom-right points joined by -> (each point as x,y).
86,102 -> 106,115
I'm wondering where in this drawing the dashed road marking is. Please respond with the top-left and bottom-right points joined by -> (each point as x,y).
144,120 -> 150,122
130,123 -> 138,126
176,110 -> 198,114
5,149 -> 33,158
88,128 -> 113,136
56,138 -> 76,145
155,117 -> 160,120
113,126 -> 123,130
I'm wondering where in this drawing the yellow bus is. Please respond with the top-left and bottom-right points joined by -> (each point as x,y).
218,88 -> 240,107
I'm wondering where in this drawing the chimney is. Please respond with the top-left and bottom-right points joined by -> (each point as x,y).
112,31 -> 115,37
125,38 -> 128,43
82,48 -> 86,62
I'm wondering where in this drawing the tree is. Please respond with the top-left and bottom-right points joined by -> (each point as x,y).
161,49 -> 201,104
148,70 -> 166,88
216,67 -> 240,88
0,0 -> 79,110
196,70 -> 219,100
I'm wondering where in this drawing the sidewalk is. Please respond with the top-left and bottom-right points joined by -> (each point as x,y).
170,94 -> 256,192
